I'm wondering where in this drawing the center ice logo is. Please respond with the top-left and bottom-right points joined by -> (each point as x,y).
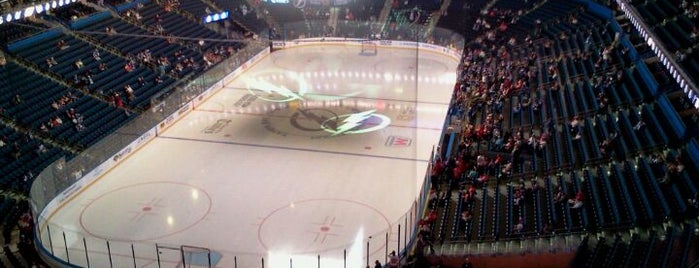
262,107 -> 391,139
320,109 -> 391,136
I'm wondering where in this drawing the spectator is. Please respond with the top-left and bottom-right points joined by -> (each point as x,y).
125,84 -> 135,101
48,116 -> 63,128
597,91 -> 609,110
582,33 -> 594,53
66,108 -> 77,120
415,233 -> 434,256
674,50 -> 686,62
568,190 -> 583,209
56,39 -> 69,50
661,157 -> 684,184
74,59 -> 84,69
425,209 -> 437,223
387,251 -> 399,268
688,193 -> 699,210
83,71 -> 94,85
155,23 -> 165,34
513,101 -> 521,114
570,116 -> 582,140
513,187 -> 523,206
513,217 -> 524,234
124,61 -> 135,72
374,260 -> 382,268
72,74 -> 81,85
461,258 -> 473,268
463,185 -> 477,203
596,46 -> 612,67
35,144 -> 47,155
428,189 -> 439,207
599,137 -> 612,157
461,210 -> 472,222
553,186 -> 566,203
93,49 -> 101,61
114,93 -> 124,108
75,120 -> 86,132
46,57 -> 58,68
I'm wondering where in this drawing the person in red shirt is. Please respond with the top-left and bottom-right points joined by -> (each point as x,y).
498,21 -> 508,32
568,190 -> 584,209
425,209 -> 437,224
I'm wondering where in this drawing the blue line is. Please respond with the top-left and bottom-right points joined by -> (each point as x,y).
159,135 -> 430,163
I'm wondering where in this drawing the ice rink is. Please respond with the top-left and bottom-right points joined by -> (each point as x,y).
39,43 -> 460,267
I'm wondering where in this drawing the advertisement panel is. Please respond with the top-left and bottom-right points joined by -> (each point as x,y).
156,102 -> 193,134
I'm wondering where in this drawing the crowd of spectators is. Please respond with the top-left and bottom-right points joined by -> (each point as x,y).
130,2 -> 239,75
417,0 -> 640,257
679,0 -> 698,19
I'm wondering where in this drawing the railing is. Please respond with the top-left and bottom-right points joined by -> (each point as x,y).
435,232 -> 585,256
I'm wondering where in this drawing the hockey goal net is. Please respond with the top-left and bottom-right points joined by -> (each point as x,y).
360,40 -> 378,55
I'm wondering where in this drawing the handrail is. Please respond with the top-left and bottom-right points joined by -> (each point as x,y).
614,0 -> 699,109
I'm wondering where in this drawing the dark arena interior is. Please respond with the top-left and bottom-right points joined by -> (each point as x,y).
1,0 -> 699,267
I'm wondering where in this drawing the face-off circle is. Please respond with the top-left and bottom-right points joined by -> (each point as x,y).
257,199 -> 391,255
79,182 -> 211,242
